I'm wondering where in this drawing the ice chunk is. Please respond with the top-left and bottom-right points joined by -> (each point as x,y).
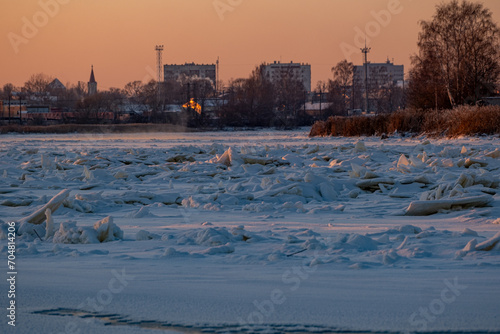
75,191 -> 103,201
136,230 -> 161,241
41,154 -> 56,170
127,207 -> 155,218
213,147 -> 242,167
375,234 -> 390,244
353,141 -> 367,152
349,263 -> 367,269
302,237 -> 326,250
319,182 -> 338,201
398,247 -> 432,258
163,247 -> 189,257
397,154 -> 411,171
405,195 -> 494,216
242,156 -> 275,165
201,243 -> 235,255
346,234 -> 378,251
475,231 -> 500,251
348,189 -> 360,198
439,147 -> 461,158
455,173 -> 474,188
381,249 -> 401,265
350,163 -> 366,178
399,225 -> 422,234
192,227 -> 233,246
94,216 -> 123,242
20,189 -> 70,225
462,228 -> 478,237
83,165 -> 92,181
156,192 -> 181,205
485,148 -> 500,158
463,239 -> 478,252
44,208 -> 54,239
356,178 -> 394,190
416,231 -> 432,239
114,171 -> 128,179
53,222 -> 99,244
281,154 -> 303,166
396,236 -> 409,250
464,158 -> 488,168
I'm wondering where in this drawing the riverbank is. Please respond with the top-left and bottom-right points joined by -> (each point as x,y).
0,123 -> 196,134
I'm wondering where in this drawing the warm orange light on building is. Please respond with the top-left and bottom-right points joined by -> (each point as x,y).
183,98 -> 202,114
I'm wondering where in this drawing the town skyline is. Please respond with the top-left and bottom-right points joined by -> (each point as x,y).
2,0 -> 500,90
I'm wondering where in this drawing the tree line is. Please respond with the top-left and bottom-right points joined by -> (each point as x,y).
1,1 -> 499,128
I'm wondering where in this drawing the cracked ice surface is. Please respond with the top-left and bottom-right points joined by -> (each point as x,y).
0,130 -> 499,333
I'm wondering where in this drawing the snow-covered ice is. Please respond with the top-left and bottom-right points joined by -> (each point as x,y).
0,130 -> 499,333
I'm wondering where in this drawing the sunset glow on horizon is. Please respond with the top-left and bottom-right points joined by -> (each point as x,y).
2,0 -> 500,91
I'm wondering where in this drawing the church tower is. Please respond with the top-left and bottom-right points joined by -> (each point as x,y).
88,65 -> 97,95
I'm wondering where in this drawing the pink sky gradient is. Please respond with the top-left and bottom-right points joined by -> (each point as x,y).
1,0 -> 500,90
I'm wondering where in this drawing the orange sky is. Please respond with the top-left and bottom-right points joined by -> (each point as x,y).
2,0 -> 500,91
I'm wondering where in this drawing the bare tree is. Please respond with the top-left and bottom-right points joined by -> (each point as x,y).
23,73 -> 54,96
219,65 -> 275,127
243,65 -> 274,126
123,81 -> 143,102
331,60 -> 354,114
410,0 -> 500,108
273,67 -> 307,128
3,83 -> 15,97
140,80 -> 159,110
408,52 -> 450,109
326,80 -> 346,115
75,94 -> 104,123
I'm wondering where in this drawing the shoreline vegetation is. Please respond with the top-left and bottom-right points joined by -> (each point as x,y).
1,106 -> 500,137
0,123 -> 196,134
309,106 -> 500,138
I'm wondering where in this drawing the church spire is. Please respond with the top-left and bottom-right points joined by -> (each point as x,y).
88,65 -> 97,95
89,65 -> 96,83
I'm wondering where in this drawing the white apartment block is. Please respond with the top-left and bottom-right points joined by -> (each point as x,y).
353,60 -> 404,87
262,61 -> 312,92
164,63 -> 217,84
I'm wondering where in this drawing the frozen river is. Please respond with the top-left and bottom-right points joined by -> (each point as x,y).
1,130 -> 499,333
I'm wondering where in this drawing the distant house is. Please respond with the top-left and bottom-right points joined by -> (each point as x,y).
304,101 -> 332,117
118,102 -> 150,115
48,78 -> 66,91
1,100 -> 27,119
164,104 -> 183,113
27,105 -> 50,113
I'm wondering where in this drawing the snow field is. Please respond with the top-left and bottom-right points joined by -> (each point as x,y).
0,130 -> 499,333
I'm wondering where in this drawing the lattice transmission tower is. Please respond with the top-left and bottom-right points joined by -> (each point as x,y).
155,45 -> 164,106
